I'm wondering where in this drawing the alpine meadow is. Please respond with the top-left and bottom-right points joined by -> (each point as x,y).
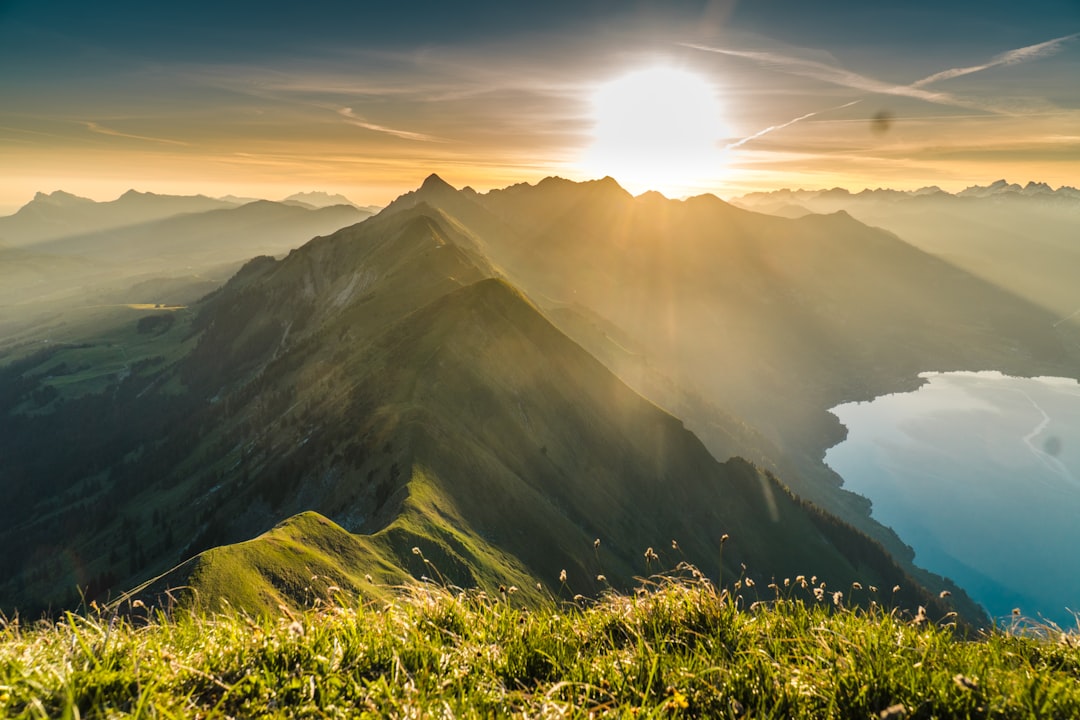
2,1 -> 1080,717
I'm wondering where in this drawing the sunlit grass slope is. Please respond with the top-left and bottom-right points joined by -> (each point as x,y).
125,512 -> 410,616
3,571 -> 1078,718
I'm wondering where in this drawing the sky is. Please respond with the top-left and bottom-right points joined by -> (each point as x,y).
1,0 -> 1078,211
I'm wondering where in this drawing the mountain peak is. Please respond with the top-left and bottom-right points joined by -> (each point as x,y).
421,173 -> 455,192
31,190 -> 89,205
282,191 -> 357,209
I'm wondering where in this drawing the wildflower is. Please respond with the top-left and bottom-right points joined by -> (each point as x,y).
365,574 -> 373,583
832,591 -> 843,607
745,578 -> 755,588
666,689 -> 689,710
671,539 -> 679,550
953,674 -> 978,691
288,620 -> 304,637
811,576 -> 817,584
879,704 -> 907,720
536,582 -> 543,591
1012,608 -> 1021,616
594,538 -> 601,549
597,575 -> 607,582
559,569 -> 567,583
499,585 -> 507,594
796,575 -> 806,584
939,590 -> 951,599
721,533 -> 730,545
131,599 -> 146,609
869,585 -> 878,593
814,587 -> 824,602
913,606 -> 927,625
411,547 -> 422,556
852,582 -> 862,590
573,594 -> 585,602
893,585 -> 901,593
644,547 -> 659,562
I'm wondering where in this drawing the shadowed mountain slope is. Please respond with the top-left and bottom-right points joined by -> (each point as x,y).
375,176 -> 1080,595
0,198 -> 953,620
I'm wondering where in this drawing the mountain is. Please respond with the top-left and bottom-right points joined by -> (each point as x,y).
282,191 -> 364,209
733,182 -> 1080,321
372,175 -> 1080,594
0,190 -> 240,247
0,201 -> 368,344
0,193 -> 953,621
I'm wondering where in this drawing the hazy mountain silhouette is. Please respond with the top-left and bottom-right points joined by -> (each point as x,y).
282,191 -> 363,209
734,183 -> 1080,321
0,190 -> 239,246
0,200 -> 368,341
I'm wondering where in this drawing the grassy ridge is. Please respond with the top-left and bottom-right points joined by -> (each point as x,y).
2,570 -> 1078,718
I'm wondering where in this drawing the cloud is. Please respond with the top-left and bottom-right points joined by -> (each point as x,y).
336,108 -> 445,143
683,44 -> 964,106
911,33 -> 1079,88
82,121 -> 189,146
685,33 -> 1077,115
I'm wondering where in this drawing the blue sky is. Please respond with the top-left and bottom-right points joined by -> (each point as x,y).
1,0 -> 1077,207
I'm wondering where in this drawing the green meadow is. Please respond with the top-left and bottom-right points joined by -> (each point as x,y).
2,568 -> 1078,718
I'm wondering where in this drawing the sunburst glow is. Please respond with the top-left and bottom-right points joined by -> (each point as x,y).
580,65 -> 729,196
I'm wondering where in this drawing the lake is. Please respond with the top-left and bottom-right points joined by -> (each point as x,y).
824,371 -> 1080,627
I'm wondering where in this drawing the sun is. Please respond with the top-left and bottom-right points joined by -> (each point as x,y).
580,65 -> 729,196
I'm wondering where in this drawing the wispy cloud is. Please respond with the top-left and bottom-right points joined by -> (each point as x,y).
82,121 -> 189,146
685,33 -> 1077,115
911,33 -> 1079,88
724,100 -> 860,151
683,44 -> 964,106
337,108 -> 445,143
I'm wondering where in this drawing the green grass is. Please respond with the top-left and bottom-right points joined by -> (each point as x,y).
2,570 -> 1078,718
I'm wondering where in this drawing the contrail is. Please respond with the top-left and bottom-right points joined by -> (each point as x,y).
83,121 -> 189,146
337,107 -> 445,143
724,100 -> 860,151
683,43 -> 961,107
684,33 -> 1077,114
911,33 -> 1079,88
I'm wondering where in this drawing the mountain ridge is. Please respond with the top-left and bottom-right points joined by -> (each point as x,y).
0,192 -> 962,621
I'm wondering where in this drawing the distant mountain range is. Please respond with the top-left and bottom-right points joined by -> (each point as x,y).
736,179 -> 1080,206
0,191 -> 375,341
2,175 -> 1077,625
0,189 -> 374,248
733,180 -> 1080,321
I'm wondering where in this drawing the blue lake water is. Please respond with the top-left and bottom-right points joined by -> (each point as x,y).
824,371 -> 1080,627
